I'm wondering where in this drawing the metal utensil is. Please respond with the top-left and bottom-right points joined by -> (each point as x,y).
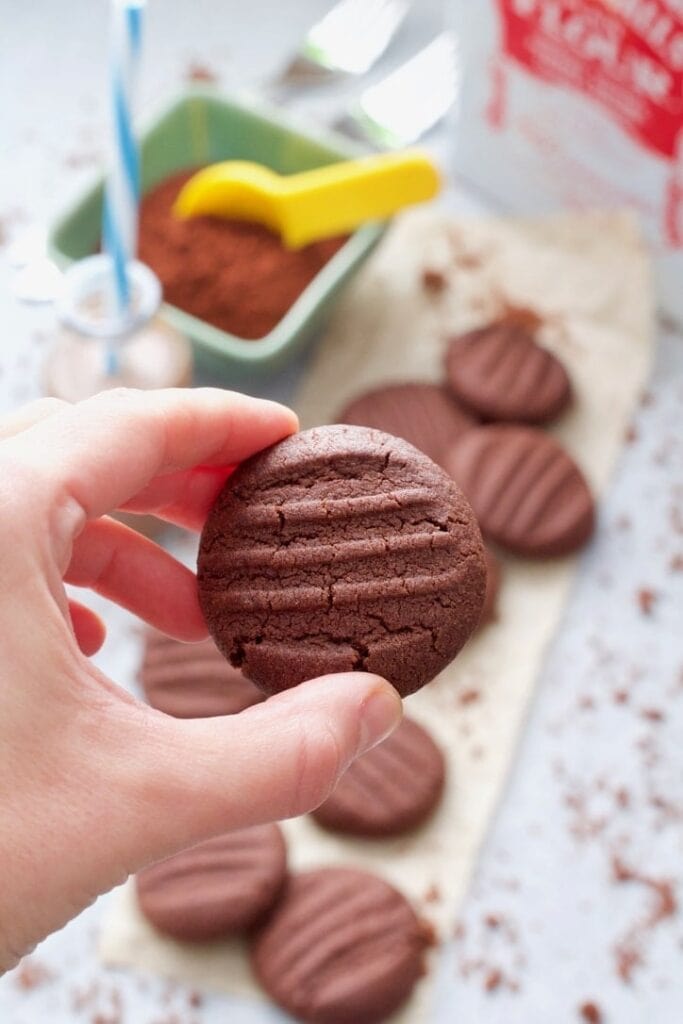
336,31 -> 459,148
277,0 -> 410,84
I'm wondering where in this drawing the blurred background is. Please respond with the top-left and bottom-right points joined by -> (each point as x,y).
0,1 -> 682,1022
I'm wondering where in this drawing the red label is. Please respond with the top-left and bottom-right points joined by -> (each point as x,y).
496,0 -> 683,158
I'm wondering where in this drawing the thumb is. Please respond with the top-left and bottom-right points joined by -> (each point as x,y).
113,672 -> 402,873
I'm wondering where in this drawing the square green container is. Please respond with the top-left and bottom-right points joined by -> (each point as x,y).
49,90 -> 386,380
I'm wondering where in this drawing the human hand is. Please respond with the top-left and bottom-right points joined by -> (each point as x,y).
0,388 -> 402,972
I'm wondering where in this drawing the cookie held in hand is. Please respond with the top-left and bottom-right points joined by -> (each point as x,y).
198,425 -> 486,697
251,867 -> 430,1024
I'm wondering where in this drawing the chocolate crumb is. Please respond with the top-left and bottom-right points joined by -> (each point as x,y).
670,553 -> 683,572
421,268 -> 447,294
484,968 -> 503,992
579,1001 -> 603,1023
14,958 -> 54,990
636,588 -> 657,615
613,689 -> 629,705
185,61 -> 219,83
640,707 -> 665,723
611,855 -> 677,982
615,787 -> 630,809
423,884 -> 442,904
459,689 -> 481,706
495,300 -> 545,332
455,251 -> 484,270
188,991 -> 203,1008
624,423 -> 638,443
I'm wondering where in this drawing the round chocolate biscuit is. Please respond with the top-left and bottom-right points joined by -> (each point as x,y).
251,867 -> 428,1024
338,382 -> 475,468
136,825 -> 287,941
478,547 -> 501,628
197,425 -> 486,698
312,717 -> 445,837
444,322 -> 572,424
445,425 -> 595,558
139,630 -> 264,718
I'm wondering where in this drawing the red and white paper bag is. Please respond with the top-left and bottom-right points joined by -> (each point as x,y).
454,0 -> 683,323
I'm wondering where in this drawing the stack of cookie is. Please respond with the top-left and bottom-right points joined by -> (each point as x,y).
340,317 -> 596,612
136,630 -> 448,1023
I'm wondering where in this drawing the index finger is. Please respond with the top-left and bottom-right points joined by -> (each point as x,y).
5,387 -> 297,528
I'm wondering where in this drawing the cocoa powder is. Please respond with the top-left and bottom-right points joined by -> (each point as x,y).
138,170 -> 347,340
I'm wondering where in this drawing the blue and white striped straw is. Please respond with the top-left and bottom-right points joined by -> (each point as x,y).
102,0 -> 145,350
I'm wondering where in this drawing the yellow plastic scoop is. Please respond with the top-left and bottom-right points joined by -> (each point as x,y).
173,150 -> 440,249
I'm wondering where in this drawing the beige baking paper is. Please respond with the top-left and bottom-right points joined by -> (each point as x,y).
100,208 -> 654,1021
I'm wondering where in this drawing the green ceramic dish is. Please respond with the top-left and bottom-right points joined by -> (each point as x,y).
49,90 -> 385,379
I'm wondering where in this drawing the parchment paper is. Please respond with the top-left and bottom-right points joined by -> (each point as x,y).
100,208 -> 654,1021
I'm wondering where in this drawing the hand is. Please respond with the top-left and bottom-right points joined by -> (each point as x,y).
0,388 -> 402,972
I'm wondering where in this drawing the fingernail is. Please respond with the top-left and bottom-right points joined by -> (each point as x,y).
358,686 -> 403,755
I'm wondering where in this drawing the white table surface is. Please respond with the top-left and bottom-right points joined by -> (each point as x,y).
0,3 -> 682,1023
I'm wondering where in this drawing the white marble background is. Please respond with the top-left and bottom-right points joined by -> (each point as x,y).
0,2 -> 681,1023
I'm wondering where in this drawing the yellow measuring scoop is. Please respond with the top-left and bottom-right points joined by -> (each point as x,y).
173,150 -> 440,249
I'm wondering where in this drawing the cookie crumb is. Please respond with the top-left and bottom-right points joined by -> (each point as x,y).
185,61 -> 219,83
614,787 -> 630,809
611,855 -> 677,982
459,688 -> 481,706
484,968 -> 503,992
423,884 -> 441,904
14,957 -> 54,990
579,1001 -> 603,1023
421,268 -> 447,294
636,588 -> 657,616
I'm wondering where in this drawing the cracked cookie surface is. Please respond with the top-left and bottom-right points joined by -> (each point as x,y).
197,425 -> 486,697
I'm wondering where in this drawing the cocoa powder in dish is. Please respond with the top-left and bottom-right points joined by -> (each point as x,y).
138,170 -> 347,340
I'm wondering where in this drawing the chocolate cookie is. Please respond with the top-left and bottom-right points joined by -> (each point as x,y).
444,322 -> 572,424
445,425 -> 595,557
136,825 -> 287,941
312,717 -> 445,837
197,425 -> 486,698
251,867 -> 429,1024
139,630 -> 264,718
479,547 -> 501,628
338,382 -> 475,468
